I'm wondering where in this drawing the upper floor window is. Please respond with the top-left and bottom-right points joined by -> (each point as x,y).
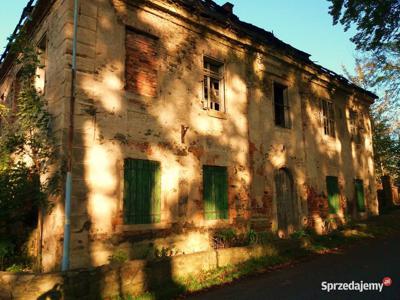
274,83 -> 290,128
349,110 -> 361,144
320,99 -> 335,137
203,57 -> 224,112
35,35 -> 47,95
125,28 -> 158,98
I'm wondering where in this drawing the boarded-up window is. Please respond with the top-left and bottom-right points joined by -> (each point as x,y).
274,83 -> 290,128
355,179 -> 365,212
203,165 -> 228,220
326,176 -> 340,213
123,158 -> 161,224
125,28 -> 158,98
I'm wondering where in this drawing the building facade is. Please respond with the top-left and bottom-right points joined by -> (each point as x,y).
0,0 -> 378,271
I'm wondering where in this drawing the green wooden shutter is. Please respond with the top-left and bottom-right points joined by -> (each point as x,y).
355,179 -> 365,212
326,176 -> 340,214
124,159 -> 161,224
203,166 -> 228,220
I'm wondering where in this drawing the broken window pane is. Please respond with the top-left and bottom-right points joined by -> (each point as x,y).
321,99 -> 335,137
203,57 -> 224,112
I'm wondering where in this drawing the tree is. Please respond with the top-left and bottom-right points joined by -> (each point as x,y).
328,0 -> 400,128
0,29 -> 58,270
343,61 -> 400,184
328,0 -> 400,51
330,0 -> 400,185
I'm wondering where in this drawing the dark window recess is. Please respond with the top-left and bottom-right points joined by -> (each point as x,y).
349,110 -> 361,144
321,99 -> 335,137
203,58 -> 224,112
355,179 -> 365,212
274,83 -> 290,128
123,158 -> 161,224
203,165 -> 228,220
326,176 -> 340,213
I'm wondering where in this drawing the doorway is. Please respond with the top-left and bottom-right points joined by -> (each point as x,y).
275,168 -> 298,234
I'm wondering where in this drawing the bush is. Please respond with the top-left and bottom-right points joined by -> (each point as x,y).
0,239 -> 14,269
109,249 -> 129,264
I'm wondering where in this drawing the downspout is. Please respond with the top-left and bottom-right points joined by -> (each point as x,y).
62,0 -> 79,271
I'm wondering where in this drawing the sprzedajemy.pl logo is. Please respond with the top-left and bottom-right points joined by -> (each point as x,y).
321,277 -> 392,293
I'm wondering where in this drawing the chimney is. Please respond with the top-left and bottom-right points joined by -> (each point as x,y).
222,2 -> 234,14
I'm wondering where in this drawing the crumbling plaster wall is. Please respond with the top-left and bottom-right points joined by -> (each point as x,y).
62,0 -> 378,269
300,79 -> 377,231
1,0 -> 377,271
67,0 -> 253,269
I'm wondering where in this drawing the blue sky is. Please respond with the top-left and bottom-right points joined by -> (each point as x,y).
0,0 -> 357,76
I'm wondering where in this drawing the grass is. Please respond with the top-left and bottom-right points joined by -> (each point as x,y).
115,209 -> 400,300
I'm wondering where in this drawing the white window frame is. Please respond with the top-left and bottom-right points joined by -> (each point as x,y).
320,99 -> 335,137
203,56 -> 225,113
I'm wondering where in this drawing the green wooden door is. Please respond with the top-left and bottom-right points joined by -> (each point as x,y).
203,166 -> 228,220
326,176 -> 340,213
355,179 -> 365,212
124,158 -> 161,224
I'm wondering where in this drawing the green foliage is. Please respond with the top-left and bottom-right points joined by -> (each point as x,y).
0,240 -> 14,269
247,229 -> 257,244
212,228 -> 237,248
343,60 -> 400,183
328,0 -> 400,51
290,229 -> 309,240
109,249 -> 129,264
330,2 -> 400,164
5,263 -> 25,273
0,29 -> 57,270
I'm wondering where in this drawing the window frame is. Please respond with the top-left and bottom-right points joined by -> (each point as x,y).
349,109 -> 361,144
36,34 -> 47,95
203,56 -> 225,113
273,82 -> 291,128
320,99 -> 336,137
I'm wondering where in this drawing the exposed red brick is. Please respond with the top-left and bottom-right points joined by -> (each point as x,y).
188,145 -> 204,160
125,29 -> 158,98
305,185 -> 329,228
